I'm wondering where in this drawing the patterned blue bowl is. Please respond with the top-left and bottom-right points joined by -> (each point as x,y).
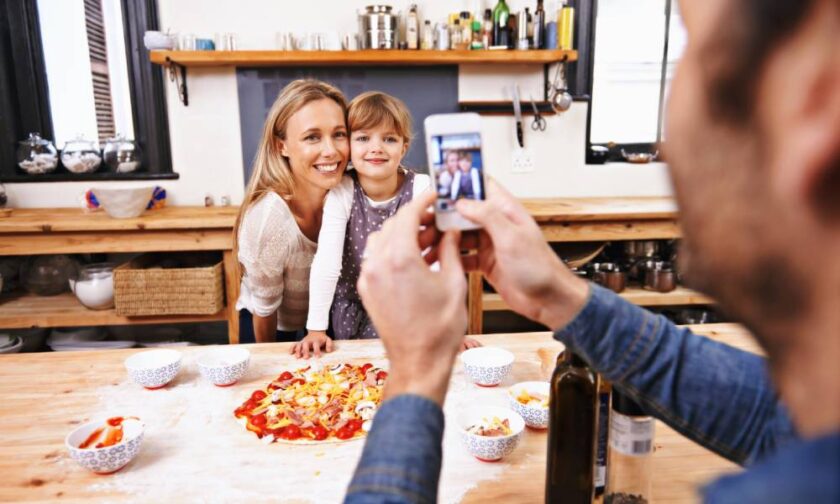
508,381 -> 550,429
461,347 -> 515,387
457,406 -> 525,462
197,347 -> 250,386
66,418 -> 144,474
125,349 -> 182,389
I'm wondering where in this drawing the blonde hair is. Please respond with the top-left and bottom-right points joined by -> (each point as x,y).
233,79 -> 347,278
458,151 -> 473,163
347,91 -> 413,144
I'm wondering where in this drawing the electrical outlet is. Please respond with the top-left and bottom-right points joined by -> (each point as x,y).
511,147 -> 535,173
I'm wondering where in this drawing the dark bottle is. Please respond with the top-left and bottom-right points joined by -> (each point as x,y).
507,13 -> 517,49
594,377 -> 612,496
533,0 -> 546,49
492,0 -> 510,47
546,351 -> 597,504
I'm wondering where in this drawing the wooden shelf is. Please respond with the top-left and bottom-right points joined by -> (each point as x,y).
483,286 -> 713,312
0,292 -> 226,329
150,49 -> 578,67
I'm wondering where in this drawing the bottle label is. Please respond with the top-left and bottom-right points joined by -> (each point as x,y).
609,411 -> 654,456
594,391 -> 609,490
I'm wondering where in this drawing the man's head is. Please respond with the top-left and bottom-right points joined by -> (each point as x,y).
666,0 -> 840,359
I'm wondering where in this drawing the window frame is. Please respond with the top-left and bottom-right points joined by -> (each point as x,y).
0,0 -> 177,183
571,0 -> 676,164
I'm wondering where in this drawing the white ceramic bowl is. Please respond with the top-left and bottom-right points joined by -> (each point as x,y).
508,381 -> 550,429
197,347 -> 250,386
457,406 -> 525,462
91,186 -> 154,219
66,418 -> 144,474
125,349 -> 182,389
461,347 -> 515,387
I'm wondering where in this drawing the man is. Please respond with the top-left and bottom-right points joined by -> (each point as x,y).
345,0 -> 840,501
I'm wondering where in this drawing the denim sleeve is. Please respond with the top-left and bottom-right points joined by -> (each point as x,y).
555,284 -> 798,466
345,394 -> 444,504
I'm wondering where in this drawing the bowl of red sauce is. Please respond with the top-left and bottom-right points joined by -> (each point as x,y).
65,416 -> 144,474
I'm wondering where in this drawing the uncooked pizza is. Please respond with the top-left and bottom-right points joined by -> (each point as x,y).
234,362 -> 387,443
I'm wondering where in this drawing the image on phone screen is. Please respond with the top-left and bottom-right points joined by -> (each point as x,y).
429,132 -> 485,213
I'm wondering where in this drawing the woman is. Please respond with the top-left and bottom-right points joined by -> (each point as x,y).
233,80 -> 349,343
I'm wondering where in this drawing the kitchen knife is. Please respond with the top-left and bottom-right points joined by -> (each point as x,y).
512,85 -> 524,148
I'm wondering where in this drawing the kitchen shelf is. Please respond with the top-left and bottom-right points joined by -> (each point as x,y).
482,286 -> 713,312
150,49 -> 577,67
0,292 -> 226,329
149,49 -> 577,106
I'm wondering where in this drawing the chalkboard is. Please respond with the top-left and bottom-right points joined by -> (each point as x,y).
236,67 -> 460,185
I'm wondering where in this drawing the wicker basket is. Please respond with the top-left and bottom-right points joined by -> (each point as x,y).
114,253 -> 224,316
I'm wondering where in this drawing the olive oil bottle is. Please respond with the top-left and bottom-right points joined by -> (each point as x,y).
545,351 -> 597,504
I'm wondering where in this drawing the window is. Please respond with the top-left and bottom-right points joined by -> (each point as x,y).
0,0 -> 175,182
582,0 -> 686,162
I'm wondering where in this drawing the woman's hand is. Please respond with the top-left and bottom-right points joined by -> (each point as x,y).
461,337 -> 482,352
291,330 -> 334,359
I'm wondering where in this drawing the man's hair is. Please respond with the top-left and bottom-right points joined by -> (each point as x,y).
708,0 -> 819,123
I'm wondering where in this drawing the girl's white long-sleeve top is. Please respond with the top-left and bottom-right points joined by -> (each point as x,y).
306,172 -> 432,331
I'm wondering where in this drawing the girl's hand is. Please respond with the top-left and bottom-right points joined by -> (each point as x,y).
461,337 -> 482,352
291,331 -> 334,359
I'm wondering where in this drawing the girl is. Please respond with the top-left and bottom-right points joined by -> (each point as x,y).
234,80 -> 349,343
292,92 -> 480,358
450,151 -> 483,201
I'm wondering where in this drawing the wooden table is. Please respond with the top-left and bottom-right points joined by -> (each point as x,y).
0,207 -> 241,342
0,326 -> 757,503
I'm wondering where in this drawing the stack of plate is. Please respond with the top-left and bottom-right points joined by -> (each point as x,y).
47,327 -> 134,352
0,334 -> 23,354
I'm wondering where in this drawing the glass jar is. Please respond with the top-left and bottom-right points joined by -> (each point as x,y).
69,263 -> 115,310
61,136 -> 102,174
103,135 -> 143,173
17,133 -> 59,175
20,255 -> 79,296
605,389 -> 654,504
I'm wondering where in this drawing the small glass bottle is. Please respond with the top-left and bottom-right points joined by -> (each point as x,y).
470,20 -> 484,50
605,389 -> 655,504
406,4 -> 419,49
450,19 -> 463,49
482,8 -> 494,47
421,19 -> 434,49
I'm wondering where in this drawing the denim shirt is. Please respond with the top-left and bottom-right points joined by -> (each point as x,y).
345,284 -> 839,503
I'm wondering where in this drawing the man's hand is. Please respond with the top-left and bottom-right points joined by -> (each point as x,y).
358,191 -> 467,406
456,179 -> 590,330
291,330 -> 333,359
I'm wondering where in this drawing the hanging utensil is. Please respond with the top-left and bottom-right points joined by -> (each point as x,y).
512,85 -> 524,148
548,62 -> 573,113
530,95 -> 547,131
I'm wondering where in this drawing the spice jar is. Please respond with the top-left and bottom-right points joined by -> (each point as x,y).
605,389 -> 654,504
61,136 -> 102,174
103,135 -> 143,173
17,133 -> 59,175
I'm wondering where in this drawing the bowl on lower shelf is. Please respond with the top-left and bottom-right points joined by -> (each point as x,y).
91,186 -> 154,219
197,347 -> 250,386
124,349 -> 182,389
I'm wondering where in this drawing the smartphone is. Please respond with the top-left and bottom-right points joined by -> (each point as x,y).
424,112 -> 486,231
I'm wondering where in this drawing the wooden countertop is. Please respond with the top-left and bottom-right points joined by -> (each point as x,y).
0,207 -> 238,233
0,326 -> 755,503
0,198 -> 676,234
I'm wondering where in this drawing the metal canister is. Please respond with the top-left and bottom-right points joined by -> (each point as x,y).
359,5 -> 398,49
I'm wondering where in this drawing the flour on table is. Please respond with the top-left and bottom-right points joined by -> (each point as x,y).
86,350 -> 521,503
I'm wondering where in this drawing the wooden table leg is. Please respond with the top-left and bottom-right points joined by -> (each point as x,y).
222,250 -> 240,344
467,272 -> 483,335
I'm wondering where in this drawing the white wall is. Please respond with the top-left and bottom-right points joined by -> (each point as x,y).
5,0 -> 672,208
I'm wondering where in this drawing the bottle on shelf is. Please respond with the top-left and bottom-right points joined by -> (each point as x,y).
460,11 -> 473,48
525,7 -> 534,48
421,19 -> 434,49
507,12 -> 517,49
558,0 -> 575,50
450,19 -> 463,50
482,8 -> 494,47
492,0 -> 510,48
435,22 -> 450,50
533,0 -> 546,49
406,4 -> 419,50
470,20 -> 484,50
606,389 -> 655,504
545,0 -> 559,49
546,350 -> 598,504
517,10 -> 529,50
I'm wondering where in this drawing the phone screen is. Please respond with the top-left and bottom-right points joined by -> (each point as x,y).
429,132 -> 485,214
